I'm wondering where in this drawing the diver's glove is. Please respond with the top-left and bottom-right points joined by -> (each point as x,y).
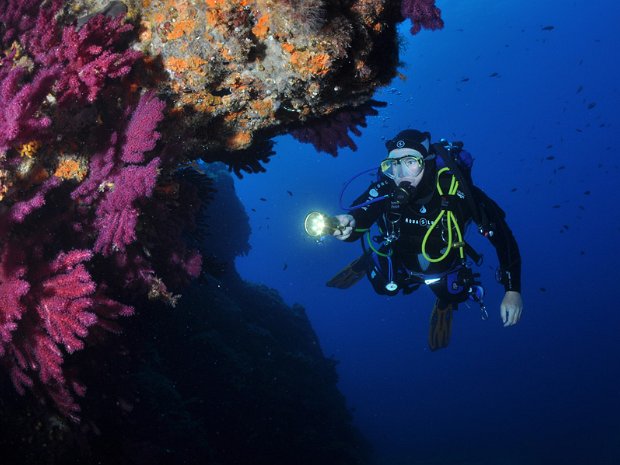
333,214 -> 356,240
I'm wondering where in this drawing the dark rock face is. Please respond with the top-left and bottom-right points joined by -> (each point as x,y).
0,167 -> 372,465
0,0 -> 401,460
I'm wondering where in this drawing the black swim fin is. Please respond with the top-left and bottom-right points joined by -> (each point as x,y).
326,253 -> 372,289
428,300 -> 454,351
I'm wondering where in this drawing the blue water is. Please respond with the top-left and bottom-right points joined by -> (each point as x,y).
234,1 -> 620,463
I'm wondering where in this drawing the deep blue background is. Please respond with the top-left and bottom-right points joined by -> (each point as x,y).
234,1 -> 620,463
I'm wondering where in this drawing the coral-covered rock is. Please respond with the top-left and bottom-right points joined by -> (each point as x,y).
0,0 -> 443,451
67,0 -> 406,157
0,1 -> 201,417
0,166 -> 373,465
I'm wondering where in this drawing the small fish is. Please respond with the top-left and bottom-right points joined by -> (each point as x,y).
552,205 -> 561,208
282,263 -> 288,271
540,287 -> 547,292
259,197 -> 267,201
580,251 -> 585,256
576,128 -> 583,132
587,102 -> 597,109
251,208 -> 256,212
489,72 -> 499,77
511,187 -> 518,192
557,165 -> 566,170
546,155 -> 555,160
576,85 -> 583,93
546,144 -> 553,149
578,205 -> 585,210
563,224 -> 570,230
584,190 -> 591,195
541,25 -> 555,31
286,190 -> 293,196
460,77 -> 470,82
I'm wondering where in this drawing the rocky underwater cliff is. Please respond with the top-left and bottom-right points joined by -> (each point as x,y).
0,164 -> 373,464
0,0 -> 443,463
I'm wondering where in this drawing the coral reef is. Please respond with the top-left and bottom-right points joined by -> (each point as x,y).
0,165 -> 373,465
0,1 -> 202,418
0,0 -> 444,461
67,0 -> 408,158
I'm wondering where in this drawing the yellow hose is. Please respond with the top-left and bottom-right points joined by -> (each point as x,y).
421,168 -> 465,263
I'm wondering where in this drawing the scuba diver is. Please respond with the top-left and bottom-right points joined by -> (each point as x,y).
325,129 -> 523,351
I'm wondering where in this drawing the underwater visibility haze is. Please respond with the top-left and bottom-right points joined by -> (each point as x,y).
0,0 -> 618,464
235,0 -> 620,464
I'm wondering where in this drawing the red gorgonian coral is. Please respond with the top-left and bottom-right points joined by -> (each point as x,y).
0,1 -> 201,418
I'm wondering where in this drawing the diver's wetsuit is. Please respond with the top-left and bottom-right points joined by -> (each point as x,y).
345,160 -> 521,307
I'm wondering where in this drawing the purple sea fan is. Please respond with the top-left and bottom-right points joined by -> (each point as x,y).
121,91 -> 166,163
4,248 -> 100,419
9,176 -> 61,223
35,250 -> 98,354
0,64 -> 59,152
17,0 -> 63,58
291,100 -> 385,156
93,157 -> 161,256
49,13 -> 141,105
3,0 -> 139,105
71,133 -> 119,205
401,0 -> 444,35
0,0 -> 43,45
72,92 -> 166,206
0,248 -> 30,356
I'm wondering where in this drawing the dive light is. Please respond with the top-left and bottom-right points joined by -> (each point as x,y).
304,211 -> 340,238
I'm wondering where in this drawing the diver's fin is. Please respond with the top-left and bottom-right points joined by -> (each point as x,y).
326,253 -> 371,289
428,300 -> 454,351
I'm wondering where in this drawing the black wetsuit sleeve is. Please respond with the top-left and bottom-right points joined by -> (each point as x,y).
343,184 -> 387,242
473,187 -> 522,293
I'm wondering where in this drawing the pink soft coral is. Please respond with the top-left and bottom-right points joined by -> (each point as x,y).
94,157 -> 161,255
0,64 -> 59,151
1,248 -> 128,419
401,0 -> 444,35
50,14 -> 142,104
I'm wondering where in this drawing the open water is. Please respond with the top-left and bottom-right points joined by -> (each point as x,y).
234,1 -> 620,463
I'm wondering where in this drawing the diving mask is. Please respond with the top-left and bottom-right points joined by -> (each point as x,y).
380,155 -> 424,180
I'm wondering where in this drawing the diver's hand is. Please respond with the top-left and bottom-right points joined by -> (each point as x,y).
333,214 -> 356,240
500,291 -> 523,327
